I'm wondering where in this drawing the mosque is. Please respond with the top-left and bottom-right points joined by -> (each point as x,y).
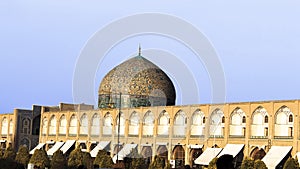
0,48 -> 299,169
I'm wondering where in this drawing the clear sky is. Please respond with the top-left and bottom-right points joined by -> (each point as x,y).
1,0 -> 300,113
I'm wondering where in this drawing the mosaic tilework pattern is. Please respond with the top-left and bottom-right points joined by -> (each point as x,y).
98,55 -> 176,108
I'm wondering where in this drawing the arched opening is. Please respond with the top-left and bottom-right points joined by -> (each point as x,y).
59,115 -> 67,135
143,111 -> 154,137
80,113 -> 88,136
49,116 -> 56,136
157,110 -> 170,136
189,148 -> 203,168
129,111 -> 139,136
42,117 -> 48,135
172,145 -> 185,168
32,115 -> 40,135
69,115 -> 77,136
157,145 -> 168,161
141,146 -> 152,167
250,147 -> 266,160
191,110 -> 205,136
91,113 -> 100,136
103,112 -> 113,136
115,112 -> 125,136
173,110 -> 187,137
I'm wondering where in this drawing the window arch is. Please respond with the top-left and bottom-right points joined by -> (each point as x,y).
129,111 -> 139,136
129,111 -> 139,126
115,112 -> 125,136
69,115 -> 77,136
289,114 -> 293,123
158,111 -> 170,125
191,110 -> 205,126
91,113 -> 100,136
251,107 -> 269,138
174,110 -> 186,126
143,111 -> 154,136
42,117 -> 48,135
209,109 -> 225,136
49,116 -> 56,135
173,110 -> 187,137
264,116 -> 268,123
103,112 -> 113,135
1,117 -> 8,135
59,115 -> 67,135
9,119 -> 13,135
80,113 -> 88,135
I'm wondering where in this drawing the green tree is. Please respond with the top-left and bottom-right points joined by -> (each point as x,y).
29,149 -> 50,169
208,157 -> 218,169
82,152 -> 93,169
126,148 -> 144,169
241,157 -> 254,169
283,157 -> 300,169
254,159 -> 268,169
51,150 -> 67,169
164,161 -> 171,169
15,145 -> 30,169
94,149 -> 107,166
68,147 -> 85,169
3,145 -> 16,160
99,153 -> 114,168
148,155 -> 165,169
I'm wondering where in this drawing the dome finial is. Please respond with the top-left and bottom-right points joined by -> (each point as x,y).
138,44 -> 141,56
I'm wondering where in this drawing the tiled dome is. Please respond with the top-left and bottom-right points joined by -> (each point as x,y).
98,50 -> 176,108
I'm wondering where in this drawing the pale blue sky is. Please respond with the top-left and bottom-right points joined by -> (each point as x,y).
1,0 -> 300,113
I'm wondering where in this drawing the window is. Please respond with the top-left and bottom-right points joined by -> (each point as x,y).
289,114 -> 293,123
264,116 -> 268,123
242,116 -> 246,123
203,117 -> 206,124
222,116 -> 225,123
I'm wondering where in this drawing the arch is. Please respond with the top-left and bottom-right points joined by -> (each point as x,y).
157,110 -> 170,136
230,108 -> 246,137
173,110 -> 187,137
42,117 -> 48,135
143,111 -> 154,136
209,109 -> 225,136
158,110 -> 170,125
191,109 -> 205,125
20,137 -> 30,148
69,114 -> 77,136
9,119 -> 13,135
250,147 -> 266,160
59,115 -> 67,135
32,115 -> 40,135
141,146 -> 153,166
115,112 -> 125,136
91,113 -> 100,136
49,115 -> 56,135
1,117 -> 8,135
191,109 -> 205,136
103,112 -> 113,135
275,106 -> 294,137
157,145 -> 168,161
189,148 -> 203,168
172,145 -> 185,168
80,113 -> 88,135
251,107 -> 269,138
129,111 -> 139,136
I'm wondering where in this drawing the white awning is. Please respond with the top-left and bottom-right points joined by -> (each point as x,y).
60,140 -> 76,154
189,144 -> 204,149
29,143 -> 45,154
112,144 -> 138,163
194,148 -> 223,165
90,141 -> 111,158
156,142 -> 168,146
47,142 -> 65,156
0,140 -> 6,143
217,144 -> 244,158
262,146 -> 292,169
